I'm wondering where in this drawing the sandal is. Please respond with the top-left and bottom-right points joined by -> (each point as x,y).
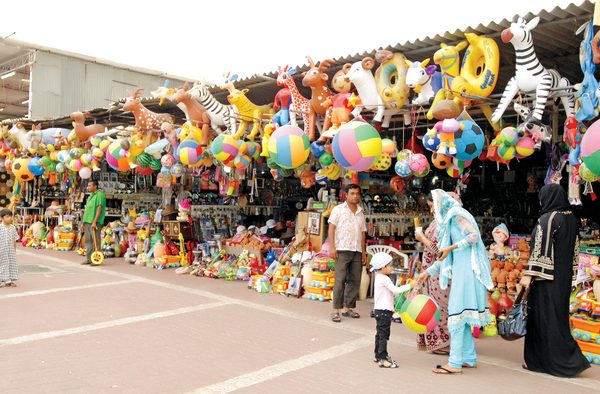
378,358 -> 398,368
522,363 -> 528,370
462,363 -> 477,368
432,365 -> 462,375
342,310 -> 360,318
331,313 -> 341,323
6,282 -> 16,287
432,349 -> 450,355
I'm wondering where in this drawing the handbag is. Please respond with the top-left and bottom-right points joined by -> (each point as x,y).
497,286 -> 530,341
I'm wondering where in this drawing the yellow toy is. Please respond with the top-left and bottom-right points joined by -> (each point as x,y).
129,132 -> 146,157
261,123 -> 275,157
374,50 -> 410,110
224,89 -> 274,141
428,41 -> 468,119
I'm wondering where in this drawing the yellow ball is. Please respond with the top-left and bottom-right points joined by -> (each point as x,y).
47,144 -> 55,152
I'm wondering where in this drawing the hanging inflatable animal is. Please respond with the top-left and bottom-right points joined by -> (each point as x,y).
428,41 -> 468,119
70,112 -> 105,142
272,87 -> 292,126
122,88 -> 175,132
276,65 -> 313,140
302,56 -> 335,135
374,50 -> 411,111
574,21 -> 599,122
188,81 -> 237,133
492,17 -> 575,124
172,83 -> 211,146
404,58 -> 440,105
321,66 -> 354,136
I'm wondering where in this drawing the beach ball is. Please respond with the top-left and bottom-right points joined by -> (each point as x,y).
69,148 -> 82,159
455,120 -> 485,161
497,145 -> 516,161
319,152 -> 334,166
580,163 -> 600,182
446,159 -> 465,178
332,121 -> 382,171
106,141 -> 132,171
160,154 -> 175,168
395,159 -> 412,177
170,163 -> 184,177
268,125 -> 310,169
176,139 -> 203,166
68,159 -> 82,172
409,153 -> 428,173
245,142 -> 257,158
211,134 -> 240,166
515,137 -> 536,158
423,129 -> 440,152
80,153 -> 94,167
399,294 -> 440,334
498,127 -> 520,146
381,138 -> 397,155
414,165 -> 430,178
432,152 -> 452,169
581,119 -> 600,176
79,167 -> 92,179
92,147 -> 104,159
28,157 -> 45,176
373,153 -> 392,171
236,139 -> 248,156
234,154 -> 251,169
12,157 -> 34,181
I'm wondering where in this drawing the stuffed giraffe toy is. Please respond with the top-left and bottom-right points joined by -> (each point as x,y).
277,65 -> 314,141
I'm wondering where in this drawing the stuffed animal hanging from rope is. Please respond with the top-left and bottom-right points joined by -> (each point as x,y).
491,17 -> 575,125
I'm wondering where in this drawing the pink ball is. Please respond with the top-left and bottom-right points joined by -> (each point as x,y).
409,153 -> 428,173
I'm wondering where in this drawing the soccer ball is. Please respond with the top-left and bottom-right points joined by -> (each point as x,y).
454,120 -> 485,161
431,152 -> 451,170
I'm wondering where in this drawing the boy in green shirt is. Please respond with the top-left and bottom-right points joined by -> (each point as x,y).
82,180 -> 106,265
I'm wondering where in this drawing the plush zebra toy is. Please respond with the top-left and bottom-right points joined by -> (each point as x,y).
491,17 -> 575,124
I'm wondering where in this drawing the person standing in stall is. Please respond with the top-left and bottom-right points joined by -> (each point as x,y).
81,180 -> 106,265
0,209 -> 20,287
520,184 -> 590,377
328,184 -> 367,323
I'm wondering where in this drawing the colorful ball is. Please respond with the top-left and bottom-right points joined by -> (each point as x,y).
497,145 -> 516,161
414,165 -> 430,178
80,153 -> 94,167
374,153 -> 392,171
211,134 -> 240,166
234,154 -> 251,169
310,141 -> 325,158
170,163 -> 184,177
160,154 -> 175,168
581,119 -> 600,176
69,148 -> 82,159
455,120 -> 485,161
28,157 -> 45,176
55,162 -> 66,173
68,159 -> 82,172
408,153 -> 428,173
446,159 -> 465,178
422,130 -> 440,152
432,152 -> 452,169
396,149 -> 413,161
236,139 -> 248,156
394,160 -> 412,177
399,294 -> 440,334
12,157 -> 34,181
381,138 -> 397,155
498,126 -> 520,146
332,121 -> 382,171
176,139 -> 203,166
92,148 -> 104,158
245,142 -> 257,158
106,141 -> 132,172
268,125 -> 310,169
515,137 -> 536,158
580,163 -> 599,182
99,139 -> 111,151
57,150 -> 70,163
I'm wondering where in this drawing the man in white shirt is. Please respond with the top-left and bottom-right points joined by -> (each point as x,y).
327,184 -> 367,323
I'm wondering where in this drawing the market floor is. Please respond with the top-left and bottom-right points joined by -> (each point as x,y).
2,248 -> 600,394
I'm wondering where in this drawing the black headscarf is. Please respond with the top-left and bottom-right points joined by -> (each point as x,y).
539,184 -> 571,215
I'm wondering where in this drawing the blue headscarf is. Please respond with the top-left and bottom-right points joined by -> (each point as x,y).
431,189 -> 493,291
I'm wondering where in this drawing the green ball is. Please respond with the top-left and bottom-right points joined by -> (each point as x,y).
319,152 -> 333,166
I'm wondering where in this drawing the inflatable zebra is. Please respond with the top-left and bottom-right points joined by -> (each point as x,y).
492,17 -> 574,124
188,81 -> 237,134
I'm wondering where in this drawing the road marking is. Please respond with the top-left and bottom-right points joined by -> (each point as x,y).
18,250 -> 600,391
0,302 -> 226,347
189,336 -> 372,393
0,280 -> 135,300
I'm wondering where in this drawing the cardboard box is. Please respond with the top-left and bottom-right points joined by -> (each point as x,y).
296,211 -> 327,252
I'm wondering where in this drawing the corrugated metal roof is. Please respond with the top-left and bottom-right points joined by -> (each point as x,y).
209,0 -> 594,108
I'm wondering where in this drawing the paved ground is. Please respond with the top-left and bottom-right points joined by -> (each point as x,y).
1,247 -> 600,394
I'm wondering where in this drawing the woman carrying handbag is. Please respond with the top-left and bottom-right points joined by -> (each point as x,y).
520,184 -> 589,377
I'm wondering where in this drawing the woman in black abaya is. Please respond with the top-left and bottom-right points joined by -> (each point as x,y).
520,184 -> 590,377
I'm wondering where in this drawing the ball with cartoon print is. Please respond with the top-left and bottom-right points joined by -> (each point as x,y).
394,159 -> 412,177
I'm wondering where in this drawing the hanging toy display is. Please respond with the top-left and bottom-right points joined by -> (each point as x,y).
332,121 -> 382,171
267,125 -> 310,169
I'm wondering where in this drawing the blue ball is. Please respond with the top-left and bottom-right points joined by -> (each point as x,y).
454,120 -> 485,161
394,160 -> 412,177
28,157 -> 45,176
423,131 -> 440,152
310,141 -> 325,158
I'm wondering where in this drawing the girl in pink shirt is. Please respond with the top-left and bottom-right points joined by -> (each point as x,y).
371,252 -> 413,368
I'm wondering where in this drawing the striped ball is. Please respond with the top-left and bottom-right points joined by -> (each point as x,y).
268,125 -> 310,169
399,294 -> 440,334
234,154 -> 251,169
176,139 -> 203,166
332,121 -> 382,171
211,134 -> 240,166
106,141 -> 132,172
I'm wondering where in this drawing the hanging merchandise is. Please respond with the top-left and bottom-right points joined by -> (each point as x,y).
267,125 -> 310,169
332,121 -> 382,171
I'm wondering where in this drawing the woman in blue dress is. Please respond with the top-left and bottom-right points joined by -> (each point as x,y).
416,189 -> 493,374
